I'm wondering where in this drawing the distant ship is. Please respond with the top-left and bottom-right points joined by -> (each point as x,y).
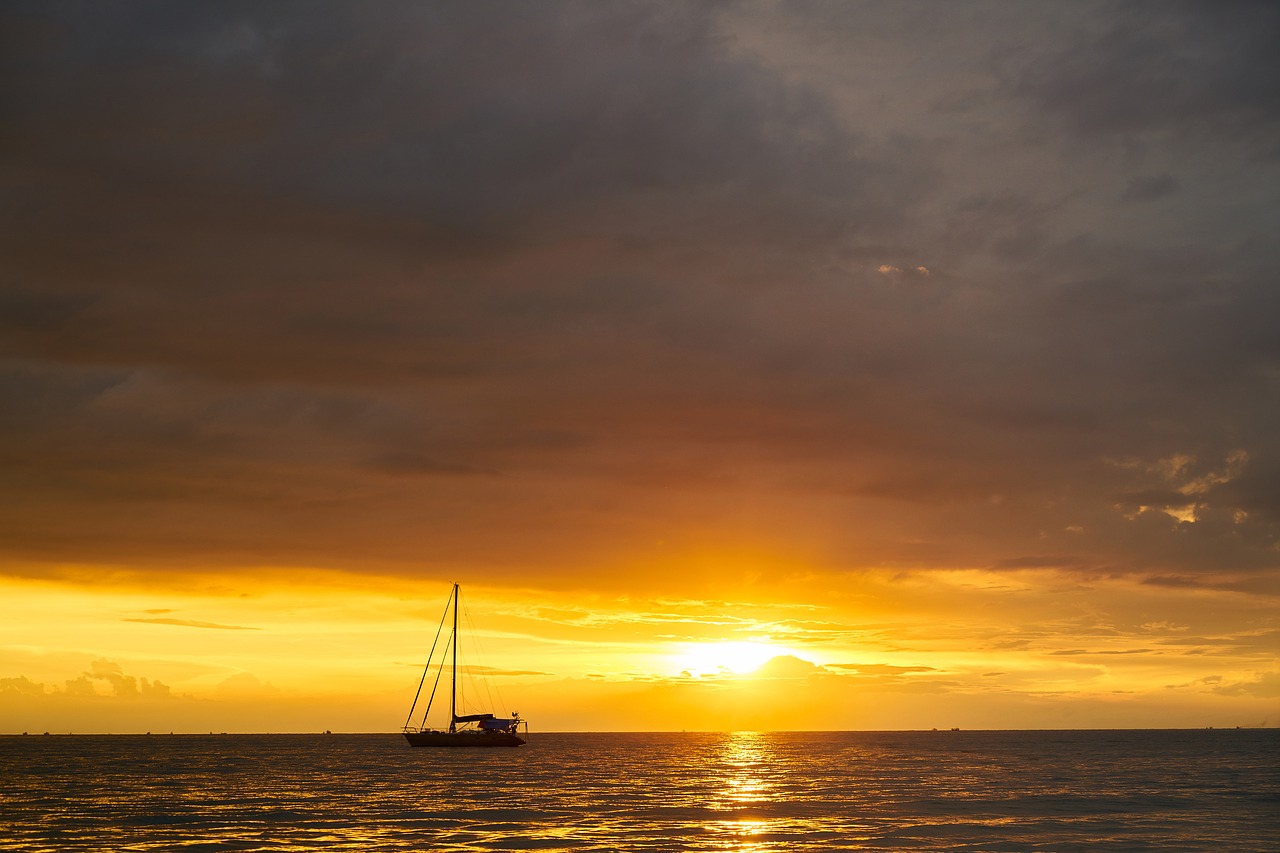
402,583 -> 527,748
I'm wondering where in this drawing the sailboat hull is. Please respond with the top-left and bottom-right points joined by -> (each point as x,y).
404,731 -> 525,748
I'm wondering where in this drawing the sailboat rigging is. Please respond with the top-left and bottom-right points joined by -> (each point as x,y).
402,583 -> 527,748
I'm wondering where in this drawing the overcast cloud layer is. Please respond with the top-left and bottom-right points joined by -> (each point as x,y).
2,1 -> 1278,591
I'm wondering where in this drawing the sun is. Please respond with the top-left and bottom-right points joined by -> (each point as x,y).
673,640 -> 782,677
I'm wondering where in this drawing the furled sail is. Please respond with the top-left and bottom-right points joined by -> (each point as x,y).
453,713 -> 496,723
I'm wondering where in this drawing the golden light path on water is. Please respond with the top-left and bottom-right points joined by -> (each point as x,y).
1,730 -> 1276,851
713,731 -> 775,850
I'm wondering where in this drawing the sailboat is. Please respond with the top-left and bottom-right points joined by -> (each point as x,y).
402,583 -> 527,748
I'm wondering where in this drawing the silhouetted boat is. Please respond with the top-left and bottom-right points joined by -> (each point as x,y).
402,583 -> 527,748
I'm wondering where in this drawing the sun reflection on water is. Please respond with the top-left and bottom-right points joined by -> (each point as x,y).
5,731 -> 1267,851
710,731 -> 779,850
718,818 -> 771,852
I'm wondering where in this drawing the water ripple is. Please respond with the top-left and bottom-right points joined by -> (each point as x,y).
1,730 -> 1277,851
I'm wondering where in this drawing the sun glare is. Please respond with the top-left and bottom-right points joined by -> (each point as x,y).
674,641 -> 781,677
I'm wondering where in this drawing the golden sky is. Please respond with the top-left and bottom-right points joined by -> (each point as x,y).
1,2 -> 1277,732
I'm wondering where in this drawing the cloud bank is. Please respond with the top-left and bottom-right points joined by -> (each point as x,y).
0,1 -> 1276,594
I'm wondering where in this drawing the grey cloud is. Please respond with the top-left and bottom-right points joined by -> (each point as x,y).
0,1 -> 1276,584
0,288 -> 96,333
1010,1 -> 1280,144
362,451 -> 500,478
1121,174 -> 1179,203
3,1 -> 892,243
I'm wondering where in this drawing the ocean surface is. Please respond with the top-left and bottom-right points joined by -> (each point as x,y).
1,730 -> 1276,851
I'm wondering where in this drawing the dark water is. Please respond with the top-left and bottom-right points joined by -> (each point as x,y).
1,730 -> 1276,851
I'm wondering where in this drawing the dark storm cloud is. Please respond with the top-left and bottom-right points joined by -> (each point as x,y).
1,1 -> 1277,584
1011,1 -> 1280,144
2,0 -> 908,388
3,1 -> 890,238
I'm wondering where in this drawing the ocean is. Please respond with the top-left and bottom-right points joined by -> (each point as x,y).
1,730 -> 1276,851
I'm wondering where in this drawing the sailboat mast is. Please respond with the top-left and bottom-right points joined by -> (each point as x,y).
449,582 -> 458,733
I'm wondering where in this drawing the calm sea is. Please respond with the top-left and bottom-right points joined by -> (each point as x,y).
1,730 -> 1276,851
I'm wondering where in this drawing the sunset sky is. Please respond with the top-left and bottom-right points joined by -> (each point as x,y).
2,1 -> 1277,733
